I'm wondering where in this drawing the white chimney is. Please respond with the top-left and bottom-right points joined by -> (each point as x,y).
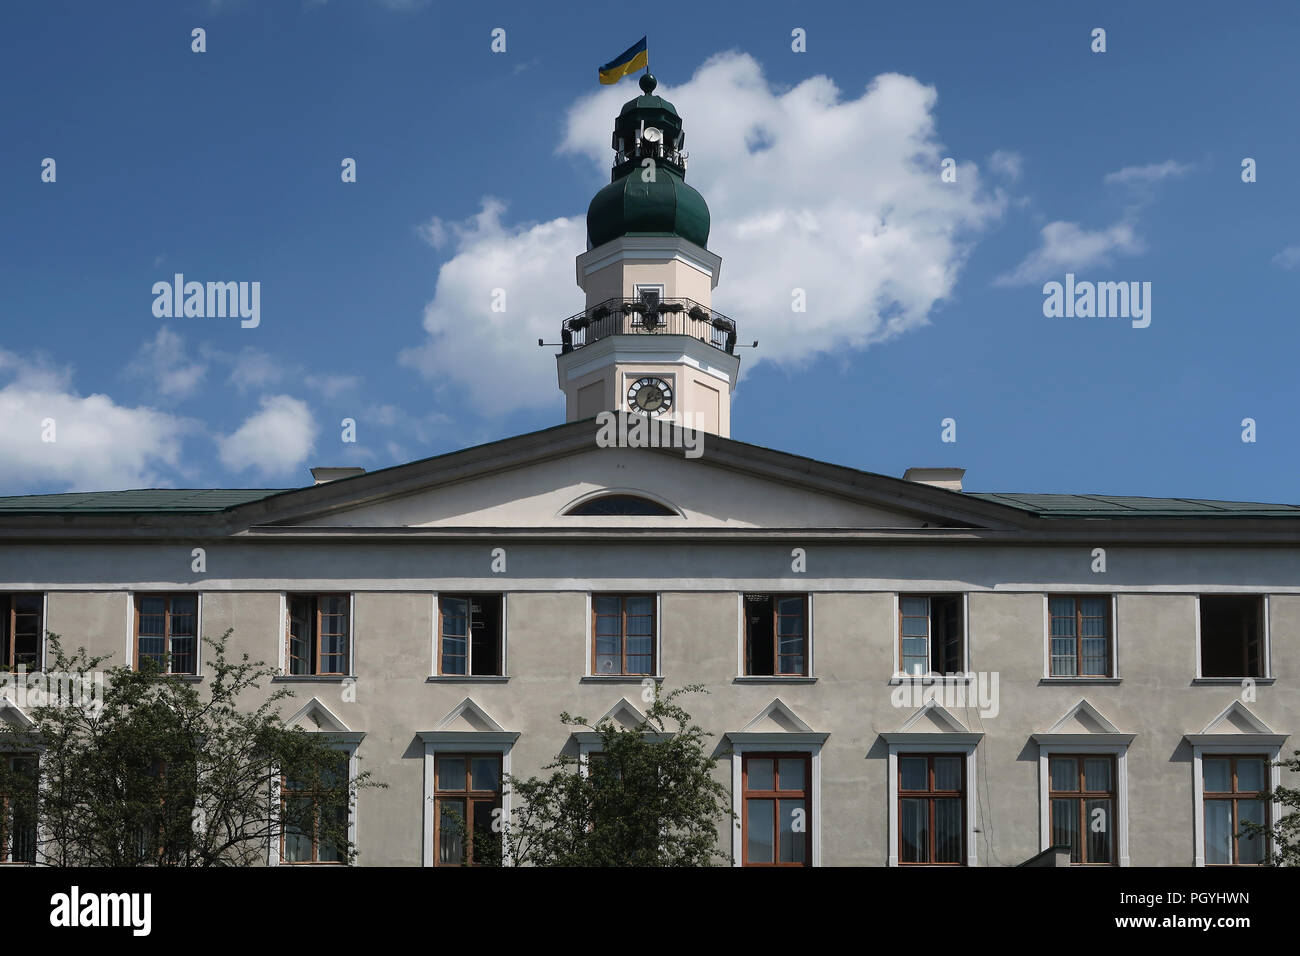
903,467 -> 965,492
311,466 -> 366,485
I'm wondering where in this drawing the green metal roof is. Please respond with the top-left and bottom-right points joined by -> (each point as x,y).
969,493 -> 1300,518
587,166 -> 710,249
0,489 -> 289,514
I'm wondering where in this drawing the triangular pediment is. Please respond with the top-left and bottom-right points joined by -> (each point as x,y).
896,700 -> 971,734
286,697 -> 350,733
1044,699 -> 1122,736
595,698 -> 648,731
739,699 -> 815,734
220,421 -> 1026,533
0,696 -> 34,730
1197,700 -> 1275,736
437,698 -> 506,733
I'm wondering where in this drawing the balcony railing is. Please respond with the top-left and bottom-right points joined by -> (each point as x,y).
560,297 -> 738,354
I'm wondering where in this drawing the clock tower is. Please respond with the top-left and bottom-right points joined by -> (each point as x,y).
556,73 -> 741,437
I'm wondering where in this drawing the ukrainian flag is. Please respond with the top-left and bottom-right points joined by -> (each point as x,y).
598,37 -> 648,85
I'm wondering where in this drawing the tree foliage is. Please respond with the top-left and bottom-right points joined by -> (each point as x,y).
499,684 -> 732,866
1242,750 -> 1300,866
0,630 -> 380,866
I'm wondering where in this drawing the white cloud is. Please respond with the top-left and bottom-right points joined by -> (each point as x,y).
127,328 -> 207,399
988,150 -> 1023,181
402,53 -> 1007,414
1271,246 -> 1300,270
0,350 -> 192,492
217,395 -> 318,479
994,221 -> 1145,286
1103,160 -> 1192,185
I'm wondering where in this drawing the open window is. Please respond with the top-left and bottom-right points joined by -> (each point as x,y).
1199,595 -> 1265,678
1,595 -> 42,673
898,595 -> 964,677
743,594 -> 808,676
286,594 -> 351,677
438,594 -> 503,677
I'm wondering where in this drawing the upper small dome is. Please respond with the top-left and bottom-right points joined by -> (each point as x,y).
584,73 -> 710,250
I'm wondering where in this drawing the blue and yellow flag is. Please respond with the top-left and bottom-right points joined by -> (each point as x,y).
598,37 -> 648,85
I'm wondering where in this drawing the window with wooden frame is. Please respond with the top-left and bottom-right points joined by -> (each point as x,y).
433,753 -> 503,866
743,594 -> 808,676
741,753 -> 810,866
280,752 -> 349,864
592,594 -> 655,676
286,594 -> 350,677
1203,756 -> 1269,865
438,594 -> 503,676
1048,595 -> 1112,678
1200,595 -> 1265,678
1,594 -> 42,673
898,753 -> 965,864
0,754 -> 38,864
135,594 -> 198,675
898,595 -> 963,677
1048,755 -> 1115,864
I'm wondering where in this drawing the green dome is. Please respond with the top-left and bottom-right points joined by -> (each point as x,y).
587,167 -> 711,249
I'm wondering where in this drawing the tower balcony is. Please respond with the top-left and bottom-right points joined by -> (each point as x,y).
560,297 -> 737,354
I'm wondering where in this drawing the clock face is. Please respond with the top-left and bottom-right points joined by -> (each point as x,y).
627,377 -> 673,415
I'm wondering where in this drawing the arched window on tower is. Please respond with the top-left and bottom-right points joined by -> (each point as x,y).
564,494 -> 678,517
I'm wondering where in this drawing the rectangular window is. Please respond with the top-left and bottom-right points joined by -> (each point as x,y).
1049,755 -> 1115,864
1200,596 -> 1265,678
135,594 -> 198,675
743,594 -> 808,676
0,594 -> 42,673
898,595 -> 963,677
592,594 -> 655,676
0,755 -> 38,864
438,594 -> 503,676
434,753 -> 502,866
286,594 -> 350,677
1049,595 -> 1113,678
898,754 -> 965,865
281,752 -> 349,864
1204,756 -> 1269,865
742,754 -> 809,867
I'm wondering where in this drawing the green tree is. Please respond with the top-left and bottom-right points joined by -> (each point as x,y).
499,684 -> 733,866
1241,751 -> 1300,865
0,630 -> 380,866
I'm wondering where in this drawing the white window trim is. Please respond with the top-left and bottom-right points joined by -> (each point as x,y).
886,741 -> 979,867
735,592 -> 815,678
729,740 -> 823,867
585,591 -> 661,679
1040,593 -> 1120,681
1190,742 -> 1283,867
419,736 -> 515,867
430,592 -> 508,678
1194,593 -> 1272,681
268,738 -> 361,867
126,592 -> 203,675
1036,741 -> 1131,866
891,592 -> 970,682
633,282 -> 665,300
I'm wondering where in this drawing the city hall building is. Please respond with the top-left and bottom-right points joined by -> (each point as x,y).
2,75 -> 1297,867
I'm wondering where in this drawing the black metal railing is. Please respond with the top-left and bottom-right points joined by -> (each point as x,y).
560,297 -> 737,354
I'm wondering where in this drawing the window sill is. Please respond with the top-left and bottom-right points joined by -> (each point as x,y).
580,675 -> 663,683
1039,678 -> 1121,685
1191,677 -> 1274,686
733,676 -> 817,684
889,674 -> 971,685
426,675 -> 509,683
272,675 -> 355,683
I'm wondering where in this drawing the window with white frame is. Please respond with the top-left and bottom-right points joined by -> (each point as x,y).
896,594 -> 965,677
1199,595 -> 1267,679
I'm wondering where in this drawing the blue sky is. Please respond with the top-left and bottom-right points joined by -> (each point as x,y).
2,0 -> 1298,502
